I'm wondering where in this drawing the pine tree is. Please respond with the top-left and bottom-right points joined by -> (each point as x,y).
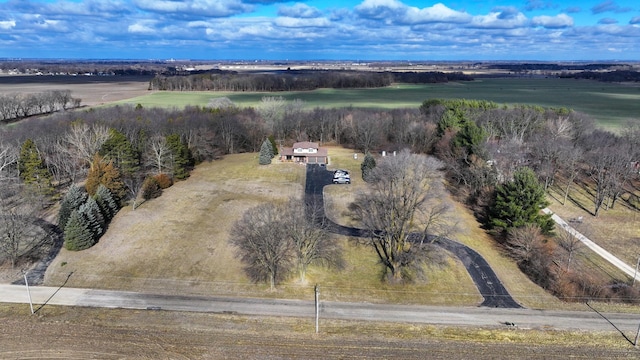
489,167 -> 554,234
166,134 -> 194,180
18,139 -> 54,196
259,139 -> 274,165
94,184 -> 119,220
64,210 -> 96,251
99,128 -> 140,177
361,152 -> 376,182
268,135 -> 279,156
58,184 -> 88,229
78,197 -> 105,239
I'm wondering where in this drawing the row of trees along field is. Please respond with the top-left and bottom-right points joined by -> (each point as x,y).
1,96 -> 639,302
148,70 -> 473,91
0,90 -> 81,123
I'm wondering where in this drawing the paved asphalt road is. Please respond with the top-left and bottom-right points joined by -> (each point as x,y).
305,164 -> 520,308
2,284 -> 640,333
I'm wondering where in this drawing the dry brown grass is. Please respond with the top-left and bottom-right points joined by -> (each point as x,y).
45,153 -> 305,295
41,146 -> 598,309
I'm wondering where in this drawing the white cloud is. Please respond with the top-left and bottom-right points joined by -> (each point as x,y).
128,20 -> 157,34
133,0 -> 252,17
471,10 -> 528,29
403,3 -> 471,24
278,3 -> 322,18
0,20 -> 16,30
532,13 -> 573,28
355,0 -> 406,20
275,17 -> 331,28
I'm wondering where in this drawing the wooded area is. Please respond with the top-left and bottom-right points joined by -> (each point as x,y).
148,70 -> 473,91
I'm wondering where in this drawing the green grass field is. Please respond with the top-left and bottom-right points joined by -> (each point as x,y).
115,78 -> 640,129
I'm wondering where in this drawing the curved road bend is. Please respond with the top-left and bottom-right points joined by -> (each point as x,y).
305,164 -> 521,309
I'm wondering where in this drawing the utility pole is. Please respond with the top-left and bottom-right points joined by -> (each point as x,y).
314,284 -> 319,334
24,271 -> 34,314
634,256 -> 640,286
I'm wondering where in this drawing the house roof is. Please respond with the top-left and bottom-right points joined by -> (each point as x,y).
292,141 -> 319,149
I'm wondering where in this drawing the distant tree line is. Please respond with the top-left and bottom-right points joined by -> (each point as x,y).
148,70 -> 473,91
487,63 -> 619,72
559,70 -> 640,82
0,90 -> 80,123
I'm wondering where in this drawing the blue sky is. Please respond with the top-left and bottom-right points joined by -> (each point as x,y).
0,0 -> 639,60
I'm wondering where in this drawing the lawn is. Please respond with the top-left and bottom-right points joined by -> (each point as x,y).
113,78 -> 640,130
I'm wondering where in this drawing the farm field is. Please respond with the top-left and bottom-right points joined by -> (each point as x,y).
1,304 -> 636,359
111,78 -> 640,130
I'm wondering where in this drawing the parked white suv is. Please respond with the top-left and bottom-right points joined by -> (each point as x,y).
333,169 -> 350,184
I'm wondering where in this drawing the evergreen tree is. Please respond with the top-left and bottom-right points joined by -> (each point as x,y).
259,139 -> 274,165
94,184 -> 119,220
489,167 -> 554,235
78,197 -> 105,239
64,210 -> 96,251
453,121 -> 487,157
58,184 -> 88,229
99,128 -> 140,177
268,135 -> 279,156
18,139 -> 54,196
360,152 -> 376,182
166,134 -> 194,180
86,154 -> 126,200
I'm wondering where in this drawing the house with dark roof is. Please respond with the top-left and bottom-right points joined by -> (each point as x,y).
280,141 -> 328,164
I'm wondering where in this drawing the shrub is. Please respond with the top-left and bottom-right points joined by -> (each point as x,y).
141,176 -> 162,200
153,173 -> 173,189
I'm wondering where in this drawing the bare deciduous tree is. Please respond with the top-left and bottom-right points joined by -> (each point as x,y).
286,198 -> 342,283
556,226 -> 583,272
0,184 -> 52,268
60,123 -> 110,166
349,150 -> 447,283
0,141 -> 17,179
146,135 -> 171,174
505,224 -> 555,288
230,203 -> 293,290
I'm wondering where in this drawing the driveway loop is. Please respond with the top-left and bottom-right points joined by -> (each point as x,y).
305,164 -> 521,309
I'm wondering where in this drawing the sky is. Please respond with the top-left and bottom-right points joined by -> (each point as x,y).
0,0 -> 639,61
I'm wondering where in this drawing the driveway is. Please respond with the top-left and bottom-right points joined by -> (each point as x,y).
305,164 -> 521,308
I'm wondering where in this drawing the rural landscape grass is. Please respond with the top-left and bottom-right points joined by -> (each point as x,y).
44,147 -> 518,307
112,78 -> 640,130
